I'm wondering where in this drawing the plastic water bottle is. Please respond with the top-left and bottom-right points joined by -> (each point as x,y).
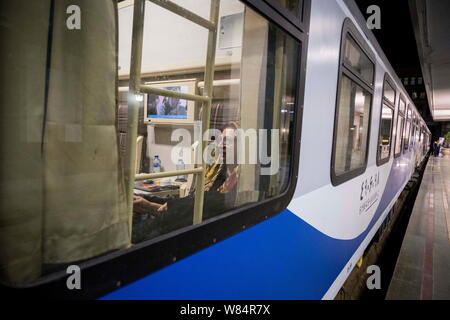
152,155 -> 161,173
176,158 -> 187,182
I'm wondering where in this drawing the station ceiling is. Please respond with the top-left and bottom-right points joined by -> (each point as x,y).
410,0 -> 450,121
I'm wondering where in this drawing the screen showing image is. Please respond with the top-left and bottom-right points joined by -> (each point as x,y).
147,86 -> 188,119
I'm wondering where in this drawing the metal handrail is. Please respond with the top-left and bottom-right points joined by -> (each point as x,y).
147,0 -> 216,31
135,168 -> 204,181
192,0 -> 220,225
140,85 -> 211,103
126,0 -> 221,237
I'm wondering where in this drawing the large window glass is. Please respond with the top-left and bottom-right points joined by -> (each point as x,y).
377,77 -> 396,165
383,79 -> 396,104
0,0 -> 302,285
403,106 -> 412,152
131,2 -> 300,243
332,30 -> 374,184
414,114 -> 420,146
398,96 -> 406,114
411,113 -> 417,147
334,76 -> 372,175
343,36 -> 375,86
378,104 -> 394,163
395,97 -> 406,157
273,0 -> 302,17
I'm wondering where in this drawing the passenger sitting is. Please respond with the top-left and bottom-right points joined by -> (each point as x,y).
132,122 -> 240,242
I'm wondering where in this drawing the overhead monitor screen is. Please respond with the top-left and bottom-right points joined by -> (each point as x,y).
146,86 -> 188,120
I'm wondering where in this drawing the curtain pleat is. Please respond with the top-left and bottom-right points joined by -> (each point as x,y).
0,0 -> 130,285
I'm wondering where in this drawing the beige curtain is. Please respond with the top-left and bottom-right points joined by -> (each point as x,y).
0,0 -> 130,285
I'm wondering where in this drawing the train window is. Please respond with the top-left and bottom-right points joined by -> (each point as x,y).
383,79 -> 396,104
415,125 -> 419,147
413,113 -> 419,146
0,0 -> 304,287
403,105 -> 412,152
131,4 -> 301,244
423,132 -> 429,156
377,104 -> 394,164
377,76 -> 395,165
273,0 -> 302,17
398,96 -> 406,114
333,76 -> 372,177
265,0 -> 308,30
418,127 -> 423,153
394,97 -> 406,157
415,117 -> 421,146
332,22 -> 374,185
343,36 -> 375,86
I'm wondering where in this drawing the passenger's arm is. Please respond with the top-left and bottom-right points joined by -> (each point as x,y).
133,196 -> 164,214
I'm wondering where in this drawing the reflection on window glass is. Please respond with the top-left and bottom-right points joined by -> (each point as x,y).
399,98 -> 406,114
403,107 -> 412,151
378,104 -> 394,162
383,80 -> 395,104
274,0 -> 301,16
343,36 -> 374,85
395,116 -> 405,156
132,3 -> 300,244
0,0 -> 300,285
415,121 -> 420,143
334,76 -> 372,176
403,121 -> 411,151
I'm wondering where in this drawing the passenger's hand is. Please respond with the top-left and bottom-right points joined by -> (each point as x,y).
157,203 -> 168,212
204,182 -> 213,192
133,196 -> 148,214
133,196 -> 144,204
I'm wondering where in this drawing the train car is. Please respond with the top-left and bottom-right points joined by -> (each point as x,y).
0,0 -> 431,300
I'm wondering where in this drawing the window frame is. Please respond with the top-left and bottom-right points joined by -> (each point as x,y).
0,0 -> 312,299
412,112 -> 418,147
263,0 -> 308,33
403,104 -> 412,153
376,74 -> 396,166
394,95 -> 406,158
331,19 -> 375,186
418,126 -> 423,153
410,111 -> 415,148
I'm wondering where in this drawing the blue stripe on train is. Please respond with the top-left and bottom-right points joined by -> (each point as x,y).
101,155 -> 413,300
101,209 -> 363,300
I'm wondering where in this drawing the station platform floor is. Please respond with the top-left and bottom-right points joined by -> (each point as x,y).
387,155 -> 450,300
